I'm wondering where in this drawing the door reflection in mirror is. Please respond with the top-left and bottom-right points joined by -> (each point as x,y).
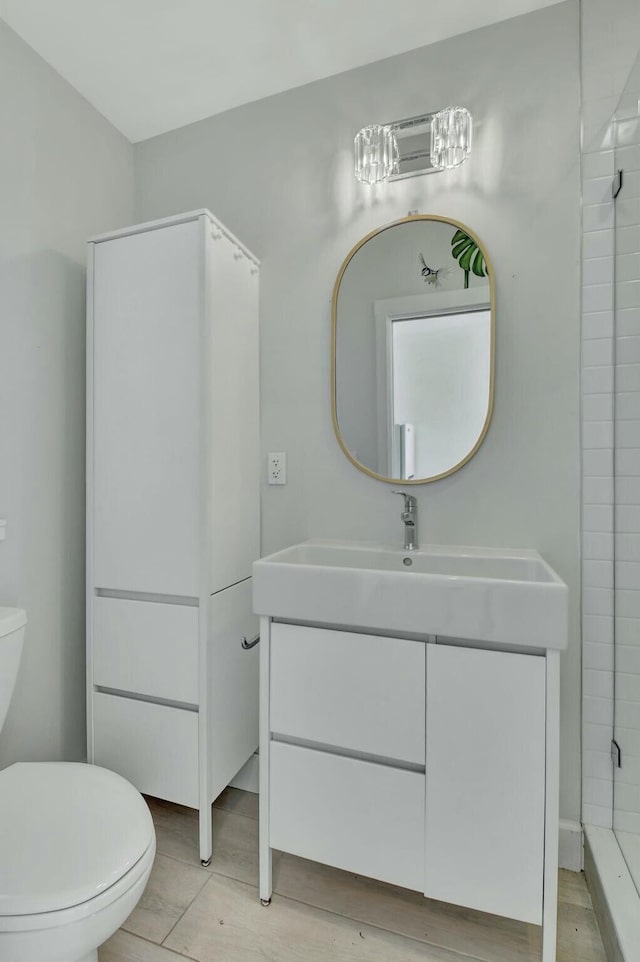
389,309 -> 491,480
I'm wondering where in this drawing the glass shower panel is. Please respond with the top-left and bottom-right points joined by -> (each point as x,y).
613,51 -> 640,896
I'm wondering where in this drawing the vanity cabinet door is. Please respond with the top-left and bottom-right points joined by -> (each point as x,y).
425,643 -> 545,925
270,623 -> 425,765
270,740 -> 425,891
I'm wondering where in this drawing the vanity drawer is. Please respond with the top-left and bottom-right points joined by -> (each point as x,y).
270,740 -> 425,891
92,596 -> 199,704
270,623 -> 425,765
92,691 -> 199,808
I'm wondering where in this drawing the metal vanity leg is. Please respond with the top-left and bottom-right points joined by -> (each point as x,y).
199,803 -> 212,867
542,651 -> 560,962
259,616 -> 272,904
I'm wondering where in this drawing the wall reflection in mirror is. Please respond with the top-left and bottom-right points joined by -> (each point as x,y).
332,216 -> 495,484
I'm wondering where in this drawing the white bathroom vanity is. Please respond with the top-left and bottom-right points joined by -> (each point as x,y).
253,539 -> 568,962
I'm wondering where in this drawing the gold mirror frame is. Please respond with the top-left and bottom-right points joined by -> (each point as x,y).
331,214 -> 496,484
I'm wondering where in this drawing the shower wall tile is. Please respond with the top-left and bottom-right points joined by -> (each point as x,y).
583,337 -> 614,366
615,560 -> 640,588
584,774 -> 616,807
584,694 -> 615,727
583,364 -> 614,393
585,749 -> 616,779
584,587 -> 615,617
583,394 -> 614,422
583,614 -> 614,644
583,310 -> 614,339
584,202 -> 615,232
616,336 -> 640,363
584,529 -> 615,560
614,809 -> 640,833
584,227 -> 614,259
617,256 -> 640,282
585,668 -> 617,697
617,225 -> 640,254
584,503 -> 614,531
584,450 -> 615,478
617,420 -> 640,447
616,535 -> 640,561
616,362 -> 640,389
584,802 -> 614,827
617,144 -> 640,171
585,643 -> 615,671
617,614 -> 640,642
584,282 -> 615,313
583,420 -> 614,448
616,505 -> 640,532
583,559 -> 615,587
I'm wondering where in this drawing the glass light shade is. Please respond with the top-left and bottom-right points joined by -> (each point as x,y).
430,107 -> 473,170
354,124 -> 399,185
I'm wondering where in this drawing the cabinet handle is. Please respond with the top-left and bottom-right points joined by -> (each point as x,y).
241,633 -> 260,650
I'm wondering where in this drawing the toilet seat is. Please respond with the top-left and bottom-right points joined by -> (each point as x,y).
0,762 -> 154,917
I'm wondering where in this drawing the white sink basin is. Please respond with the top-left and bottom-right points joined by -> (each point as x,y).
253,540 -> 568,651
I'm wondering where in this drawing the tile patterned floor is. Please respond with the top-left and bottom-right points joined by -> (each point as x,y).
100,789 -> 607,962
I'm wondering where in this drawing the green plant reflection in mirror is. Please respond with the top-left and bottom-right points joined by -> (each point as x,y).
451,229 -> 489,289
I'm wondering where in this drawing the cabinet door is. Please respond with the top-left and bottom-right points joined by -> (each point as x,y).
93,691 -> 199,808
270,624 -> 425,765
207,578 -> 259,801
92,596 -> 199,704
92,221 -> 201,597
270,741 -> 425,891
425,643 -> 545,925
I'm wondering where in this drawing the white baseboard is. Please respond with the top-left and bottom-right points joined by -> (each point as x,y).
559,819 -> 583,872
230,751 -> 259,793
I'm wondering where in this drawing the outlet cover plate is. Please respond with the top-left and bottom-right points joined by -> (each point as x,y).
268,452 -> 286,485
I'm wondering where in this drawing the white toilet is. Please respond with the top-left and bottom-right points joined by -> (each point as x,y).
0,608 -> 156,962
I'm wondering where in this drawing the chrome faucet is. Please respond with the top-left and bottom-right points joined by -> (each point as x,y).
393,491 -> 418,551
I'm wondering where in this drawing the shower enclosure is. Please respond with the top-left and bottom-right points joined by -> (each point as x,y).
613,51 -> 640,896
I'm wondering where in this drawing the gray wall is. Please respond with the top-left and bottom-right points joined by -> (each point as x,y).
0,22 -> 134,766
135,1 -> 582,823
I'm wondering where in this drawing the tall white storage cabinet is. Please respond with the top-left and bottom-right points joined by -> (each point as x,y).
86,210 -> 260,864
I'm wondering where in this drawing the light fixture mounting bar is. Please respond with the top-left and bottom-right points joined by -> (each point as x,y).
386,111 -> 440,180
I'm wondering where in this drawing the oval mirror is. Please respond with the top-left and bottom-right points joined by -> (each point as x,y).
332,215 -> 495,484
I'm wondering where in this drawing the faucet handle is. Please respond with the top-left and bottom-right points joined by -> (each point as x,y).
392,490 -> 416,511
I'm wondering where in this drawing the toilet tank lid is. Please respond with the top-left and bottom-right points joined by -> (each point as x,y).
0,608 -> 26,638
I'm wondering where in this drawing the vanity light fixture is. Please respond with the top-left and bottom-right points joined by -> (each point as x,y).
430,106 -> 473,170
354,124 -> 399,185
354,106 -> 473,184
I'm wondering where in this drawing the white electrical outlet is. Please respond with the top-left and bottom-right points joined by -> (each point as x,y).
268,452 -> 286,485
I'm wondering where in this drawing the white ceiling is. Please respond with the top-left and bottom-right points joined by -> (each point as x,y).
0,0 -> 563,143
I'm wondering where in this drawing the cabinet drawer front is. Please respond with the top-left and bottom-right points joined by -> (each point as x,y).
93,692 -> 198,808
425,643 -> 545,924
92,597 -> 198,704
270,624 -> 425,765
270,741 -> 425,891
